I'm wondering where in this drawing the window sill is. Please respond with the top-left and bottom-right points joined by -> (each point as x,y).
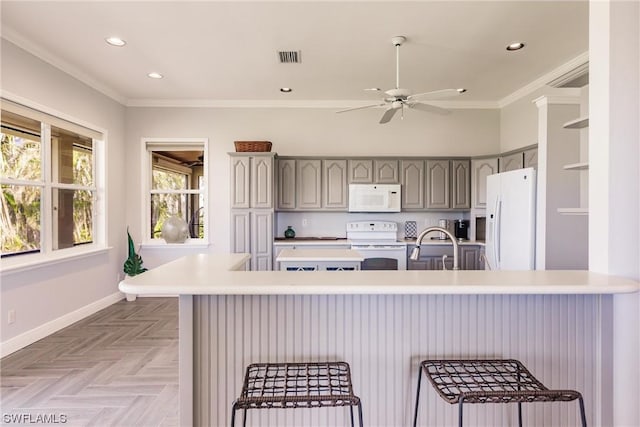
141,240 -> 210,249
1,246 -> 112,276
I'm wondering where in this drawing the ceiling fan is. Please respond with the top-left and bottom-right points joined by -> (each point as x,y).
337,36 -> 464,124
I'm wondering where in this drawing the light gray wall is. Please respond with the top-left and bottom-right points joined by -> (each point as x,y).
1,40 -> 127,344
125,106 -> 500,265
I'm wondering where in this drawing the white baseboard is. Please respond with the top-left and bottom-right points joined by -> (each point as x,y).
0,292 -> 124,358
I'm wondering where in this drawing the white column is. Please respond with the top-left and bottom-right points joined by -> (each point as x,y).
589,1 -> 640,426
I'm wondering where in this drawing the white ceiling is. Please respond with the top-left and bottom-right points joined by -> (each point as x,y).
1,1 -> 589,107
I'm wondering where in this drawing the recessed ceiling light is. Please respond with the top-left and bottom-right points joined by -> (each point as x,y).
457,88 -> 467,94
105,37 -> 126,47
280,87 -> 292,93
147,72 -> 163,79
506,42 -> 525,51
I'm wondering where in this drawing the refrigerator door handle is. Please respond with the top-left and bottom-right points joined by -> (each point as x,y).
494,197 -> 502,266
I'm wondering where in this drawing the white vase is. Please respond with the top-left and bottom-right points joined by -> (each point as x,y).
124,274 -> 137,302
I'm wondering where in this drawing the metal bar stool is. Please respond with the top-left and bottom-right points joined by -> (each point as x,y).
231,361 -> 363,427
413,359 -> 587,427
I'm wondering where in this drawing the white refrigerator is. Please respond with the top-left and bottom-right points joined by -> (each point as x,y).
485,168 -> 536,270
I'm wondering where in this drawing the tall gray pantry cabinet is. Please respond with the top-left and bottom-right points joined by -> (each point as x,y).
230,153 -> 275,271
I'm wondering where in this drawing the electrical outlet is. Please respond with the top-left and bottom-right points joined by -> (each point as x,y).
302,218 -> 308,227
8,309 -> 16,325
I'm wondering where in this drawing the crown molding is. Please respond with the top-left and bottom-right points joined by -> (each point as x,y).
2,31 -> 128,105
533,91 -> 583,108
125,98 -> 499,109
498,51 -> 589,108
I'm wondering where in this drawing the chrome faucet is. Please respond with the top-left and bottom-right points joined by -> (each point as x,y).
409,226 -> 460,270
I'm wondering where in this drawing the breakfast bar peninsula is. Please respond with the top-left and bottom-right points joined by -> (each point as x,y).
119,254 -> 639,427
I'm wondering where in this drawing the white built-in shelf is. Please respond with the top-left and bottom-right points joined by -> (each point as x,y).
563,162 -> 589,170
557,208 -> 589,216
563,116 -> 589,129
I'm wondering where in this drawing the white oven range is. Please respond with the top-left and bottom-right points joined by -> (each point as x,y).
346,221 -> 407,270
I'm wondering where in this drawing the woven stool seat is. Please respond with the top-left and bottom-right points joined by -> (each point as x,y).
231,361 -> 363,426
413,359 -> 587,427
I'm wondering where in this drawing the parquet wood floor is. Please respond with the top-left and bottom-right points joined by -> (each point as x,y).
1,298 -> 179,426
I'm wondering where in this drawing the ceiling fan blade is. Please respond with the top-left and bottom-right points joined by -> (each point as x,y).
336,103 -> 386,113
407,89 -> 461,101
407,102 -> 451,115
379,107 -> 399,124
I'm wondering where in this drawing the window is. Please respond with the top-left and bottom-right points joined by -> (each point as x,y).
143,139 -> 208,245
1,100 -> 104,263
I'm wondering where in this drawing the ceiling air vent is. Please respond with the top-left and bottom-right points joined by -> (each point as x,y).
278,50 -> 302,64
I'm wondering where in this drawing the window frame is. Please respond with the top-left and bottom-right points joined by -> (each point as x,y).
141,138 -> 209,247
1,97 -> 107,272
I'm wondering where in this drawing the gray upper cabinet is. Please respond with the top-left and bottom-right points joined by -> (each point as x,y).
230,156 -> 250,209
276,159 -> 296,210
524,148 -> 538,170
322,159 -> 348,209
374,160 -> 399,183
426,159 -> 450,209
499,152 -> 524,172
296,159 -> 322,209
451,160 -> 471,209
400,159 -> 425,210
471,157 -> 498,209
251,156 -> 273,209
348,159 -> 373,183
230,154 -> 273,209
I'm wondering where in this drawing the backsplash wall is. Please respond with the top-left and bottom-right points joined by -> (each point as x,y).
275,211 -> 469,239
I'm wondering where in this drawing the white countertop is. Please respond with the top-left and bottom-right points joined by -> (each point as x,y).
119,253 -> 640,296
273,239 -> 349,246
277,249 -> 364,262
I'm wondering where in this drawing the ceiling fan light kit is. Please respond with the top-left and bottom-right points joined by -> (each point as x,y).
337,36 -> 464,124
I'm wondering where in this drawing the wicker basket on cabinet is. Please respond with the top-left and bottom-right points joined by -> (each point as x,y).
234,141 -> 272,152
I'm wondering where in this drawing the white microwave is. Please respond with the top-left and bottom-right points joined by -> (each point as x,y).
348,184 -> 401,212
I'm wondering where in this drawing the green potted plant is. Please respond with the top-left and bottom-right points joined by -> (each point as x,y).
123,228 -> 147,301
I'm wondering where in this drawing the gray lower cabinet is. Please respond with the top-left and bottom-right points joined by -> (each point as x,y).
296,159 -> 322,209
400,159 -> 425,210
231,210 -> 273,271
407,244 -> 483,270
374,160 -> 399,183
471,157 -> 498,209
460,246 -> 482,270
499,152 -> 524,172
322,159 -> 348,209
426,159 -> 450,209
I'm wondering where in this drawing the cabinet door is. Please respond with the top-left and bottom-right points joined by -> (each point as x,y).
451,160 -> 471,209
401,160 -> 425,210
348,159 -> 373,183
230,157 -> 250,209
407,257 -> 433,270
277,159 -> 296,210
322,159 -> 348,210
524,148 -> 538,170
230,211 -> 250,253
471,157 -> 498,209
499,152 -> 524,172
251,211 -> 273,271
296,159 -> 322,209
374,160 -> 399,183
460,246 -> 480,270
426,160 -> 450,209
251,156 -> 273,209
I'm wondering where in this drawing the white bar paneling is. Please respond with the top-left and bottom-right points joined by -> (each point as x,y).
190,294 -> 599,427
